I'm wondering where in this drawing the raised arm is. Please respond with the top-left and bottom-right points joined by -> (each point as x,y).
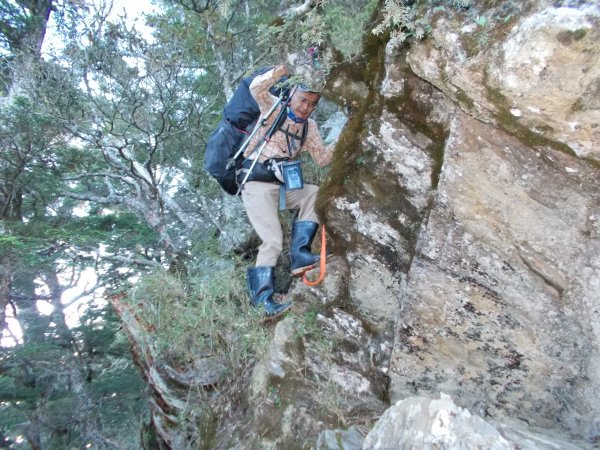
249,65 -> 289,113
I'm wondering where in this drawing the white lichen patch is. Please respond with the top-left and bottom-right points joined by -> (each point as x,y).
334,198 -> 402,250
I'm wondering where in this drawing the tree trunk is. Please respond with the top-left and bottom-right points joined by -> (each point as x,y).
0,266 -> 12,338
5,0 -> 53,99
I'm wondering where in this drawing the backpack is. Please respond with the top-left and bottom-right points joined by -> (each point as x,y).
203,67 -> 306,195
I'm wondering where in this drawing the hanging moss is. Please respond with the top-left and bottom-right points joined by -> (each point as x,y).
316,27 -> 388,217
315,0 -> 457,264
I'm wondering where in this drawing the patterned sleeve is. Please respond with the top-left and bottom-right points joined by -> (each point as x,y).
249,66 -> 287,113
303,119 -> 335,167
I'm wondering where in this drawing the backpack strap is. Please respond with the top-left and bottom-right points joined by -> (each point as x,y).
300,120 -> 308,147
277,115 -> 309,155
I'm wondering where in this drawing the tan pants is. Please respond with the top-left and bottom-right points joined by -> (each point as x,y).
241,181 -> 319,267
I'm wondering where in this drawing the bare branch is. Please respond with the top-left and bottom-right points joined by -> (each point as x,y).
284,0 -> 318,17
61,281 -> 101,309
61,190 -> 126,205
102,255 -> 161,268
63,172 -> 133,184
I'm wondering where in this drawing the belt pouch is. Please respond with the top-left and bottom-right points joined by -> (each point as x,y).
281,160 -> 304,191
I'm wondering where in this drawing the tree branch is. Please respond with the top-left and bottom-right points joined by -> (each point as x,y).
102,255 -> 161,268
61,281 -> 101,309
284,0 -> 318,17
61,190 -> 126,205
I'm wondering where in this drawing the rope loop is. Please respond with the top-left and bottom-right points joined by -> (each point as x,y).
302,224 -> 326,286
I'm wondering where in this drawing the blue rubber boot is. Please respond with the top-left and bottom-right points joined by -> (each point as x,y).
247,266 -> 291,319
290,221 -> 320,276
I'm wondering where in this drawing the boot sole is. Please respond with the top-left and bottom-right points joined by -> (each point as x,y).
261,304 -> 292,323
291,254 -> 334,277
291,264 -> 317,277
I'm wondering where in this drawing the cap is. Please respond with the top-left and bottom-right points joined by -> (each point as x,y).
286,48 -> 328,93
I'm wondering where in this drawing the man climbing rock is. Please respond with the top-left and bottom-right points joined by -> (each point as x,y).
239,64 -> 338,319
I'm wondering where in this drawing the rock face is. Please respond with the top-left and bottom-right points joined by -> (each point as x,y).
233,1 -> 600,448
363,394 -> 587,450
388,111 -> 600,437
387,1 -> 600,443
407,1 -> 600,162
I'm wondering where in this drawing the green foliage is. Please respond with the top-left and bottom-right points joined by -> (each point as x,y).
129,266 -> 270,369
372,0 -> 431,48
0,399 -> 27,431
0,210 -> 159,288
322,0 -> 379,59
0,303 -> 146,449
268,385 -> 282,408
256,0 -> 377,88
0,0 -> 41,53
0,234 -> 27,258
373,0 -> 474,50
0,372 -> 42,403
64,213 -> 158,251
121,264 -> 281,444
0,96 -> 67,220
294,309 -> 322,339
125,267 -> 278,448
0,233 -> 44,274
151,0 -> 279,91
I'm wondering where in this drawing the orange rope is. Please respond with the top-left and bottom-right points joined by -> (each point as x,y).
302,224 -> 326,286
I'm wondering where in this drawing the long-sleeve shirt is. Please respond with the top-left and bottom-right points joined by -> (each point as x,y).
243,66 -> 335,168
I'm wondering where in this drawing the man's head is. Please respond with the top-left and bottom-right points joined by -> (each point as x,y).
289,88 -> 320,121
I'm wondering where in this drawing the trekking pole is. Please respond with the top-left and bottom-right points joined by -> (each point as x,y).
236,86 -> 298,194
226,93 -> 285,170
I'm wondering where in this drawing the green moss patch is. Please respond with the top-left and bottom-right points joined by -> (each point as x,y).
484,80 -> 578,158
556,28 -> 588,46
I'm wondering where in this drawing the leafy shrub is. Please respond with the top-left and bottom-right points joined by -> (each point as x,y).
372,0 -> 473,49
372,0 -> 431,48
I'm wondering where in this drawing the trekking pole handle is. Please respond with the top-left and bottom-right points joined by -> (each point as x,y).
226,122 -> 263,170
235,140 -> 268,195
264,85 -> 297,140
263,91 -> 287,125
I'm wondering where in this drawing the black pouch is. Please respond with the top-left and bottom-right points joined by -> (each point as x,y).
237,158 -> 280,185
281,160 -> 304,191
